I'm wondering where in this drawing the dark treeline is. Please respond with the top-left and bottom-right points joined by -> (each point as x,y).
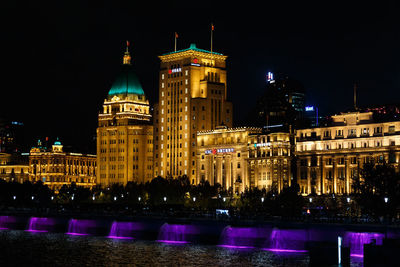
1,162 -> 400,222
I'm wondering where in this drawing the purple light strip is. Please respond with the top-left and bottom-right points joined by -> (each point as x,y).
0,227 -> 9,230
350,253 -> 364,258
108,236 -> 134,240
263,248 -> 308,253
156,240 -> 189,244
25,230 -> 48,233
218,245 -> 256,249
66,232 -> 89,236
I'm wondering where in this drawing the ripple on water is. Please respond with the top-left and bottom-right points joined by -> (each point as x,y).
0,230 -> 311,266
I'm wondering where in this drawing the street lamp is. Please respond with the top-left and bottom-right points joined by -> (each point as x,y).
13,196 -> 16,200
261,197 -> 264,203
163,197 -> 167,202
114,196 -> 117,201
193,197 -> 196,202
384,197 -> 389,203
51,196 -> 54,200
223,197 -> 226,202
92,195 -> 95,201
31,196 -> 34,200
138,196 -> 141,201
346,197 -> 350,203
309,197 -> 312,203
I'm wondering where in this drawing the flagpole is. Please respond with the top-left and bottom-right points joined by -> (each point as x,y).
174,32 -> 177,52
210,23 -> 213,56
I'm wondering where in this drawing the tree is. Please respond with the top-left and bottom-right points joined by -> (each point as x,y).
354,162 -> 400,218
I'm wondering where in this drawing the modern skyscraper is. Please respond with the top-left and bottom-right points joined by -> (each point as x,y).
97,44 -> 153,186
249,73 -> 306,129
153,44 -> 233,183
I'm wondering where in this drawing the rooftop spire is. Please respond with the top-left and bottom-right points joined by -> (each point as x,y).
123,40 -> 131,65
353,83 -> 358,111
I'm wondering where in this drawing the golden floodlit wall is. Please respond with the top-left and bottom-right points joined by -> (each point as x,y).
154,44 -> 232,183
296,111 -> 400,195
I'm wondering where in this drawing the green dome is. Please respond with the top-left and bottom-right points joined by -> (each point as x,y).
108,65 -> 145,97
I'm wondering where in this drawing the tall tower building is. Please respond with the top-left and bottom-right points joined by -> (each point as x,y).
154,43 -> 233,182
97,44 -> 153,186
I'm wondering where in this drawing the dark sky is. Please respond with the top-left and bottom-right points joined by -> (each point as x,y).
1,1 -> 400,153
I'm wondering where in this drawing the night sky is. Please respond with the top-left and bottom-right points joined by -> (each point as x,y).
1,2 -> 399,153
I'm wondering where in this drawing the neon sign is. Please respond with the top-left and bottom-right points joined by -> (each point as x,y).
267,72 -> 274,82
205,148 -> 234,154
169,67 -> 182,74
254,143 -> 271,147
305,106 -> 314,111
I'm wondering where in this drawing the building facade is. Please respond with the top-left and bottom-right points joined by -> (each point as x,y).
29,140 -> 96,190
247,131 -> 292,193
97,46 -> 153,186
196,127 -> 292,193
0,152 -> 29,183
295,111 -> 400,195
154,44 -> 233,182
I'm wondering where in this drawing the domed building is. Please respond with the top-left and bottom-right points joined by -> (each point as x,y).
97,44 -> 153,186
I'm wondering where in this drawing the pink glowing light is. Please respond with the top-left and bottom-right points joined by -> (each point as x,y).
263,248 -> 308,253
25,230 -> 48,233
66,232 -> 89,236
350,253 -> 364,258
156,240 -> 189,244
218,245 -> 256,249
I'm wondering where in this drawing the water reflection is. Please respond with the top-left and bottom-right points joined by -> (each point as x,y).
0,230 -> 309,266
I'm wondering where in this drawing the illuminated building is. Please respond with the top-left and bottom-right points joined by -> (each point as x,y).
247,131 -> 292,193
304,105 -> 319,127
0,152 -> 29,183
296,111 -> 400,195
196,127 -> 292,193
29,139 -> 96,190
97,44 -> 153,186
154,44 -> 233,182
0,119 -> 25,153
249,74 -> 305,129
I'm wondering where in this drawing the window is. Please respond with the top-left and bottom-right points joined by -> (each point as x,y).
362,128 -> 369,135
374,127 -> 382,134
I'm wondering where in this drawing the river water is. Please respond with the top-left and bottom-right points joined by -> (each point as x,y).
0,230 -> 310,266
